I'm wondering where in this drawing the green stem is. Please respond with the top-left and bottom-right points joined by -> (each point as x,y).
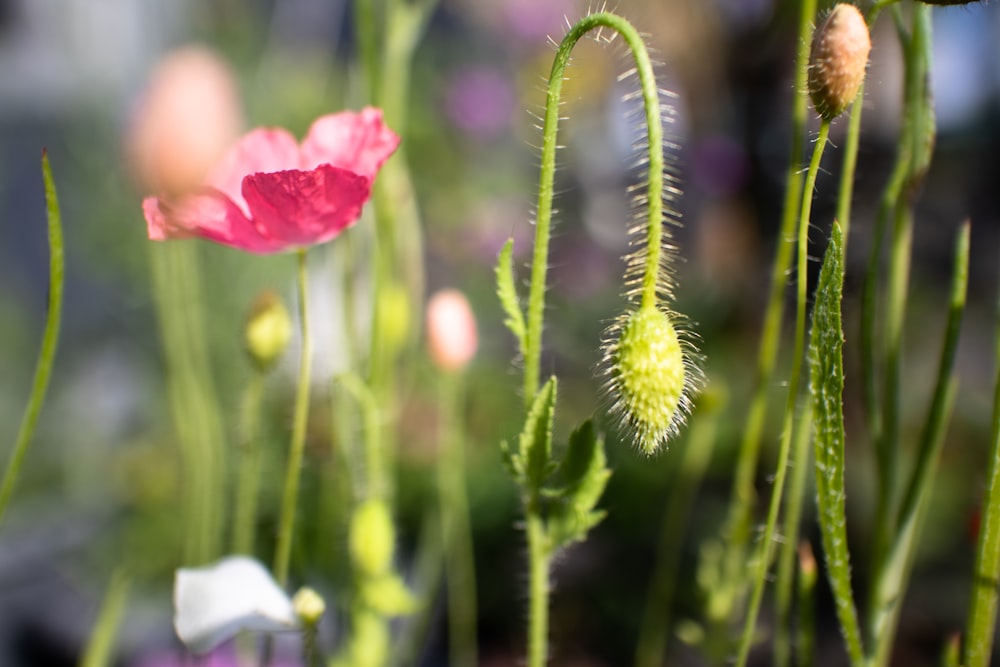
735,119 -> 831,667
526,513 -> 550,667
634,397 -> 721,667
338,372 -> 385,499
0,152 -> 63,528
719,0 -> 815,609
524,12 -> 665,406
274,249 -> 312,586
964,289 -> 1000,667
232,372 -> 266,555
438,372 -> 478,667
79,569 -> 130,667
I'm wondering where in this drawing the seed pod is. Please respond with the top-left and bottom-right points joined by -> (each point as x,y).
808,3 -> 871,122
349,498 -> 395,577
244,289 -> 292,372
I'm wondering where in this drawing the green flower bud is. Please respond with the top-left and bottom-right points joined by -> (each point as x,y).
808,3 -> 871,122
292,586 -> 326,625
244,289 -> 292,372
349,499 -> 395,577
606,304 -> 688,455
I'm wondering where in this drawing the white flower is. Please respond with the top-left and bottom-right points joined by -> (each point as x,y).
173,555 -> 299,654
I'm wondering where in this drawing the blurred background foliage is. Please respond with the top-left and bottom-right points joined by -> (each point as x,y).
3,0 -> 1000,665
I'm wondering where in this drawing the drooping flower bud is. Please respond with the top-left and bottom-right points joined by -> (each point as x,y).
245,290 -> 293,372
426,289 -> 478,372
605,304 -> 688,455
292,587 -> 326,625
808,4 -> 871,122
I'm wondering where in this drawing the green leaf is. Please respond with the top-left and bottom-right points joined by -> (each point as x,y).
500,439 -> 522,481
546,420 -> 610,550
519,376 -> 557,495
495,237 -> 526,356
807,222 -> 863,661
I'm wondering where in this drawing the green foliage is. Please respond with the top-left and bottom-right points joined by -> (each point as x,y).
495,237 -> 526,358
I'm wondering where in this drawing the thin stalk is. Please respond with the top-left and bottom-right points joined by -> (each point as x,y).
634,398 -> 721,667
338,372 -> 385,499
720,0 -> 815,609
232,372 -> 266,555
963,291 -> 1000,667
0,152 -> 63,527
524,12 -> 665,407
735,120 -> 831,667
774,407 -> 815,667
526,513 -> 550,667
79,569 -> 130,667
274,249 -> 313,586
438,371 -> 478,667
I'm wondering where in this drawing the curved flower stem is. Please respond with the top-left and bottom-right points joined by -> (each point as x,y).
232,371 -> 266,555
0,152 -> 63,528
735,119 -> 831,667
274,249 -> 312,586
524,11 -> 665,407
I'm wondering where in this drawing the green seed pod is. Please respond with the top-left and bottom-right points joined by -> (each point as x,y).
605,304 -> 688,455
244,289 -> 292,372
808,3 -> 871,122
349,498 -> 395,577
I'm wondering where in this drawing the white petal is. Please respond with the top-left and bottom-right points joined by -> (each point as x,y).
173,555 -> 299,654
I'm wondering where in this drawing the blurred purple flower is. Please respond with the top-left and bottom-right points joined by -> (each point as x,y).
132,642 -> 297,667
503,0 -> 576,42
691,135 -> 749,198
445,66 -> 516,139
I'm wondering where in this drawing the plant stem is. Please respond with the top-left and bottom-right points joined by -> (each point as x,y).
735,119 -> 831,667
526,512 -> 550,667
274,249 -> 312,586
232,372 -> 266,555
0,152 -> 63,528
79,569 -> 130,667
524,11 -> 666,406
438,371 -> 478,667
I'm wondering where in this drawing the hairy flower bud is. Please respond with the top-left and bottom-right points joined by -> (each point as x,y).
245,290 -> 292,372
605,305 -> 688,455
808,4 -> 871,122
426,289 -> 478,372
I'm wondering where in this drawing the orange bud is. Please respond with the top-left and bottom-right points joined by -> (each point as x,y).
808,4 -> 871,122
426,289 -> 478,372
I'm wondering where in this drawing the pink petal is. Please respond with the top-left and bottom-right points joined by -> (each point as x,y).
300,107 -> 400,180
206,128 -> 301,212
144,190 -> 284,253
241,165 -> 371,249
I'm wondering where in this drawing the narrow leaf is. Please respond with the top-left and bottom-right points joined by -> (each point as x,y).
808,222 -> 864,664
0,151 -> 65,527
547,420 -> 610,550
496,237 -> 526,355
520,376 -> 557,496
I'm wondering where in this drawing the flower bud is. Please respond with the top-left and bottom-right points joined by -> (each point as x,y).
606,305 -> 687,455
426,289 -> 478,372
126,45 -> 243,196
349,499 -> 395,577
245,290 -> 293,372
292,587 -> 326,625
808,4 -> 871,122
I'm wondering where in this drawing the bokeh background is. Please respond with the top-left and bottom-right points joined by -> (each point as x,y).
4,0 -> 1000,665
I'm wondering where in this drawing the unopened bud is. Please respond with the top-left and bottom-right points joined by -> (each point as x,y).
349,499 -> 395,577
245,290 -> 292,372
808,4 -> 871,122
426,289 -> 478,372
292,587 -> 326,625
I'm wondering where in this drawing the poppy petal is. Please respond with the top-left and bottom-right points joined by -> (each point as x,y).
207,128 -> 301,212
242,165 -> 371,248
301,107 -> 400,179
145,190 -> 283,253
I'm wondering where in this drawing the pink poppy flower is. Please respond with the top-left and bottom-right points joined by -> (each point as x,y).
142,107 -> 399,253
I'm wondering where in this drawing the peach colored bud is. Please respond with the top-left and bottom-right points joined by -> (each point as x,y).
426,289 -> 478,372
126,45 -> 243,196
808,4 -> 871,122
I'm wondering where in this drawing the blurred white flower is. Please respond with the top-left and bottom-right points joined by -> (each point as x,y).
173,555 -> 299,654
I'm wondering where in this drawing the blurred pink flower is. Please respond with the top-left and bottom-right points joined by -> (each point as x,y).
142,108 -> 399,253
126,45 -> 244,197
426,289 -> 478,372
